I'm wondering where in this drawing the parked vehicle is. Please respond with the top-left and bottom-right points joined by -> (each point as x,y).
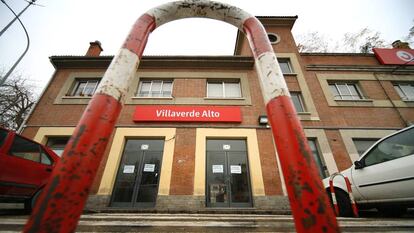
0,127 -> 60,211
323,125 -> 414,217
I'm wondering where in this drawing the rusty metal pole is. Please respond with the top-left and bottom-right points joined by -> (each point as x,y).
243,17 -> 340,232
22,13 -> 156,233
24,1 -> 340,233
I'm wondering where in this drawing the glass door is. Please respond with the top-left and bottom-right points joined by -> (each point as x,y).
206,139 -> 252,208
111,139 -> 164,208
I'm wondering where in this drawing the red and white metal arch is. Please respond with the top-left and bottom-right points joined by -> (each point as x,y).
329,172 -> 359,217
24,1 -> 340,233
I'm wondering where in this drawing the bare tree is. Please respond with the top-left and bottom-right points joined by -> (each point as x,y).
296,27 -> 389,53
342,28 -> 387,53
0,72 -> 37,130
297,31 -> 330,53
403,19 -> 414,45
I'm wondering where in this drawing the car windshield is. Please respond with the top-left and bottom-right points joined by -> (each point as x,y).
364,127 -> 414,166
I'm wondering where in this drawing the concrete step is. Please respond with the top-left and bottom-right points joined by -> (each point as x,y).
1,213 -> 414,232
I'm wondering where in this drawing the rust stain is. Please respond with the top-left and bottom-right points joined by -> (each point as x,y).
294,129 -> 313,165
69,125 -> 86,152
301,208 -> 316,229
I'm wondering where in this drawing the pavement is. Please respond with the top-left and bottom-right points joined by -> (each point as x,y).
0,210 -> 414,232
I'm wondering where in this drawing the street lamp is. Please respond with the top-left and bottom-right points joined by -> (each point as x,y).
0,0 -> 37,86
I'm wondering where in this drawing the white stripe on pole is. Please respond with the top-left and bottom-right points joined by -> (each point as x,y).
255,52 -> 290,104
95,48 -> 140,103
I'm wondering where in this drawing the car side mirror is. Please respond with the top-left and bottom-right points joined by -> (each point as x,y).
354,160 -> 365,169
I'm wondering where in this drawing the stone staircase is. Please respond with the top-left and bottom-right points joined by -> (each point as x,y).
1,212 -> 414,232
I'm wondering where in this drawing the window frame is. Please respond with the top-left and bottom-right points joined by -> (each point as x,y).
46,137 -> 70,157
206,80 -> 242,98
277,58 -> 294,74
290,92 -> 306,113
68,78 -> 100,97
393,82 -> 414,101
136,79 -> 173,98
307,138 -> 329,178
328,82 -> 364,100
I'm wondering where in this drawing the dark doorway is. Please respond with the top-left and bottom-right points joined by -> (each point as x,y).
206,139 -> 252,208
111,139 -> 164,208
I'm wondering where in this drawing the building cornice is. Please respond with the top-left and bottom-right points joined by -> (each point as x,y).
301,53 -> 376,57
306,64 -> 414,73
49,55 -> 255,69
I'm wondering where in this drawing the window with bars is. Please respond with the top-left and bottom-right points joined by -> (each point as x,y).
329,82 -> 364,100
291,92 -> 306,112
207,80 -> 242,98
277,58 -> 293,74
393,83 -> 414,101
69,79 -> 100,97
137,80 -> 173,97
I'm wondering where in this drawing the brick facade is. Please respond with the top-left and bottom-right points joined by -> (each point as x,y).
20,16 -> 414,212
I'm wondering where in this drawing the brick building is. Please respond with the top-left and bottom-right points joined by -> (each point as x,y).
20,16 -> 414,211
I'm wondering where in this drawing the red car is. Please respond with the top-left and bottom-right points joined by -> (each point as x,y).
0,127 -> 60,211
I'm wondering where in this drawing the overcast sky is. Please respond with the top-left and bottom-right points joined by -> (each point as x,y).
1,0 -> 413,93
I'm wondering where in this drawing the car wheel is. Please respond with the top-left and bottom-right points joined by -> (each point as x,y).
377,206 -> 407,217
24,189 -> 42,212
326,189 -> 354,217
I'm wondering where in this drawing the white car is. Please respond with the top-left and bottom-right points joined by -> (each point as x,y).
323,125 -> 414,217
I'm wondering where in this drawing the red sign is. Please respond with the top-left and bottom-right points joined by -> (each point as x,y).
373,48 -> 414,65
133,106 -> 242,122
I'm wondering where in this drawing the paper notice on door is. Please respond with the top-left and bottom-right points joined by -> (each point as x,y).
230,165 -> 242,174
143,164 -> 155,172
212,165 -> 223,173
123,165 -> 135,173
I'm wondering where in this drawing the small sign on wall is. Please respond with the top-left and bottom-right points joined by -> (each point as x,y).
223,145 -> 231,150
143,164 -> 155,172
133,106 -> 242,122
123,165 -> 135,174
141,144 -> 149,150
212,165 -> 224,173
230,165 -> 242,174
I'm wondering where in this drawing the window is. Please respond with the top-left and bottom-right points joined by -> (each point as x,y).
9,135 -> 51,165
267,33 -> 280,44
329,82 -> 364,100
207,80 -> 241,98
137,80 -> 173,97
308,139 -> 328,178
69,79 -> 100,97
0,129 -> 8,147
353,139 -> 379,156
277,58 -> 293,74
393,83 -> 414,101
363,127 -> 414,167
47,137 -> 70,156
291,92 -> 306,112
